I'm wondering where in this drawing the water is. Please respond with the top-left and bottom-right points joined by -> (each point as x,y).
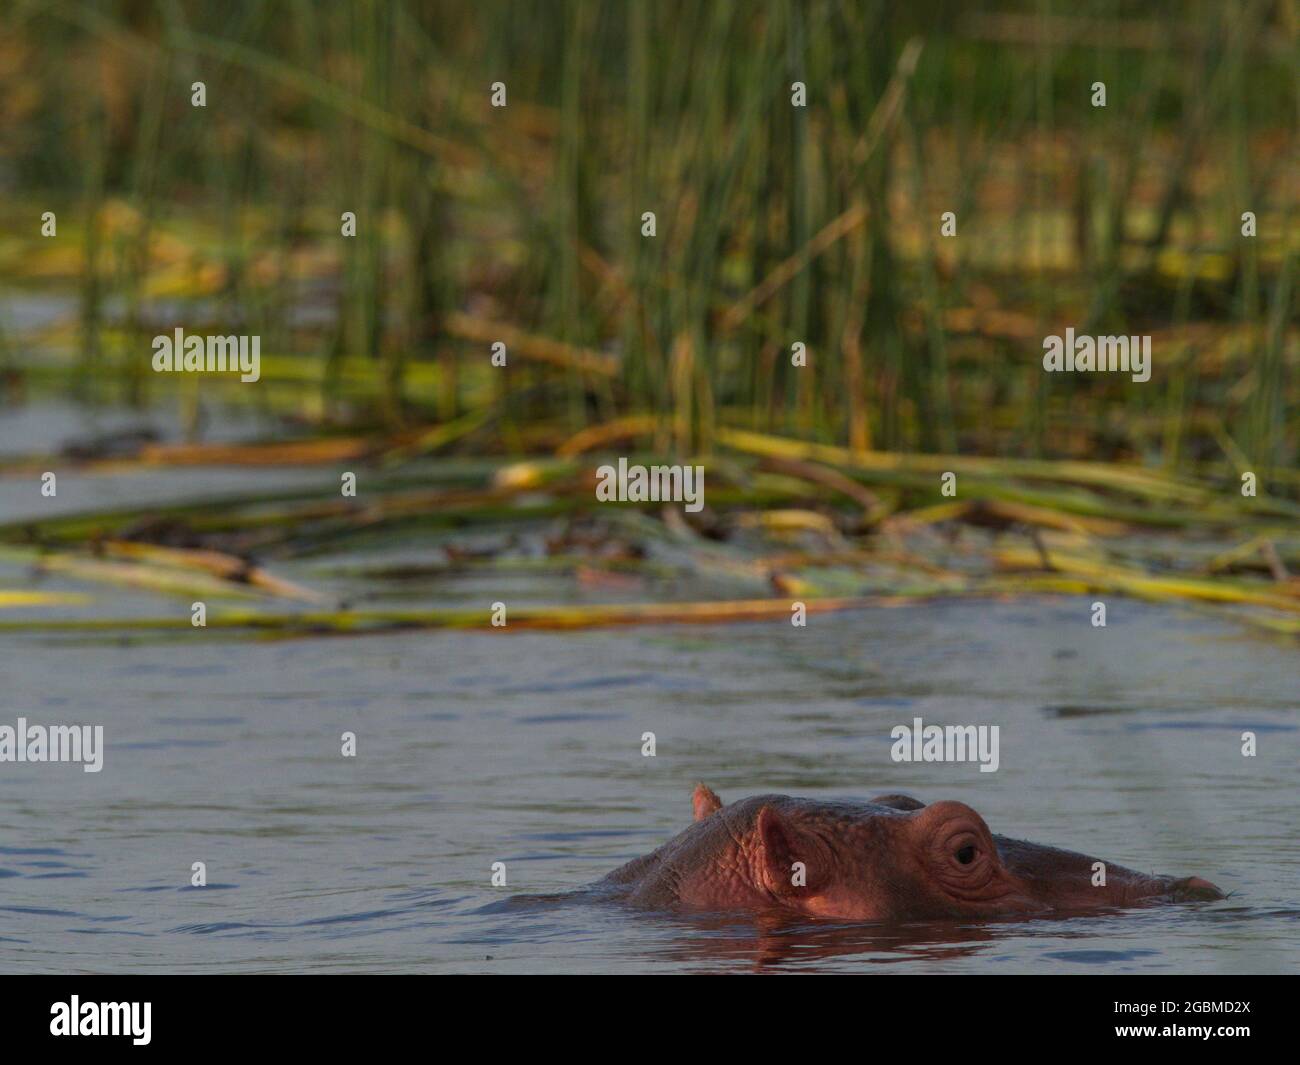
1,588 -> 1295,973
0,391 -> 1295,973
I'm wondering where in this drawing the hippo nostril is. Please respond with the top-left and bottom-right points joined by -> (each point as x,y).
1169,876 -> 1225,903
956,845 -> 976,865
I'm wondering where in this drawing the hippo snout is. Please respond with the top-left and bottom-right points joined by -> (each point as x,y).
1167,876 -> 1225,903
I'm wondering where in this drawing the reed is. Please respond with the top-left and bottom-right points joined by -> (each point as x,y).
0,1 -> 1290,473
0,3 -> 1295,641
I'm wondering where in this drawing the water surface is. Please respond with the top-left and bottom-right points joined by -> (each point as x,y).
1,590 -> 1294,973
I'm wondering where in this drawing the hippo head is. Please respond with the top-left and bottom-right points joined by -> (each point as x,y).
691,787 -> 1223,921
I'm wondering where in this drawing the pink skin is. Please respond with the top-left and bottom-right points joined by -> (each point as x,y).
599,785 -> 1224,920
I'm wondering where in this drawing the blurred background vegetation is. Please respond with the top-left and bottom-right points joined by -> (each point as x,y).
0,0 -> 1294,477
0,1 -> 1296,637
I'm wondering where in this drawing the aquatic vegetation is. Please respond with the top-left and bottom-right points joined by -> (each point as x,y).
0,2 -> 1293,640
0,423 -> 1294,640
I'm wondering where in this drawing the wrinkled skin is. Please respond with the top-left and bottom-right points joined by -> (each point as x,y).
596,784 -> 1224,921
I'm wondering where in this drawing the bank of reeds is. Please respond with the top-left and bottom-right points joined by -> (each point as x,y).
0,1 -> 1293,474
0,3 -> 1295,639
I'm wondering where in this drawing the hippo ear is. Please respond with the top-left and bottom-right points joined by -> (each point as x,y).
692,783 -> 723,821
756,806 -> 826,896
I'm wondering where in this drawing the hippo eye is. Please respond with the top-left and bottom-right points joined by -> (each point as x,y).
955,844 -> 977,865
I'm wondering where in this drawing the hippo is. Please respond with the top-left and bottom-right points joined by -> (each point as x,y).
594,784 -> 1224,921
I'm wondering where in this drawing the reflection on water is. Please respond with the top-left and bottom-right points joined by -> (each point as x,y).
0,584 -> 1295,973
